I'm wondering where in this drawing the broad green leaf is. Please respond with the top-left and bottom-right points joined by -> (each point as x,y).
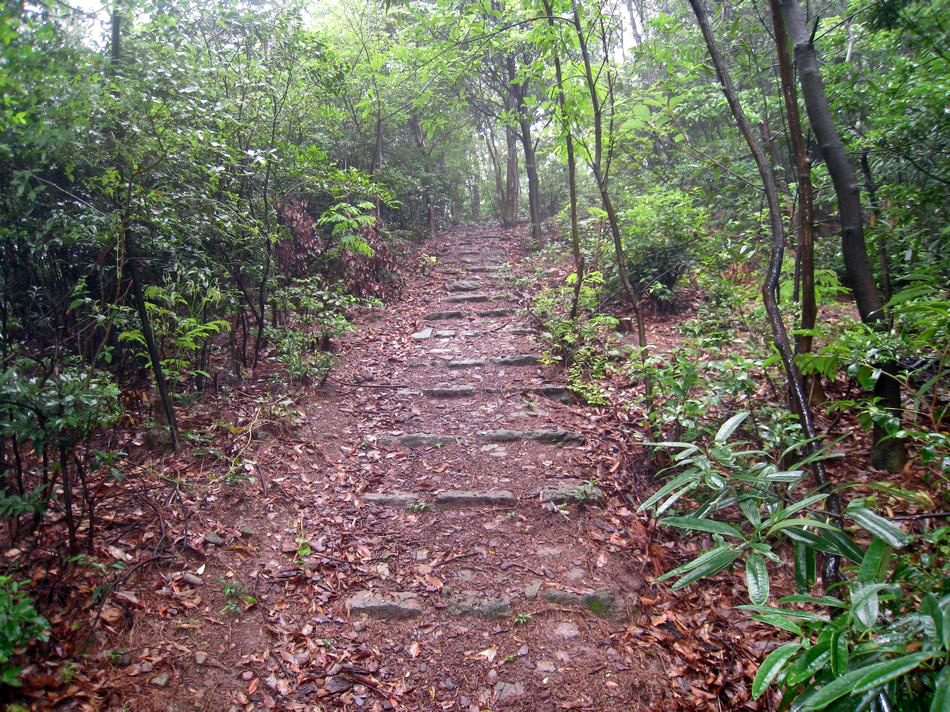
751,641 -> 801,698
846,506 -> 910,548
931,665 -> 949,712
744,552 -> 769,605
660,516 -> 743,538
830,631 -> 848,676
779,594 -> 845,607
921,594 -> 947,649
735,604 -> 829,622
851,582 -> 888,629
637,470 -> 695,512
793,541 -> 816,593
715,411 -> 749,443
858,537 -> 892,583
786,639 -> 831,685
655,544 -> 733,583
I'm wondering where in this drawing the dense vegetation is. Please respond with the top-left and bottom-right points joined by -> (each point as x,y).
1,0 -> 947,707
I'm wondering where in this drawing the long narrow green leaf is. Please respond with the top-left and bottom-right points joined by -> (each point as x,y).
660,516 -> 743,538
850,652 -> 932,696
749,614 -> 803,635
715,411 -> 749,442
736,604 -> 829,622
751,642 -> 801,699
637,470 -> 695,512
858,537 -> 892,583
767,517 -> 840,537
671,548 -> 740,590
655,544 -> 733,583
768,493 -> 830,526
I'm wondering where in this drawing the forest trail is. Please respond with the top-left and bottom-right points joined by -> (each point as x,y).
126,225 -> 664,711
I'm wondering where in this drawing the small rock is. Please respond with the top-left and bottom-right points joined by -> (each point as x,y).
543,587 -> 620,620
555,650 -> 571,664
181,573 -> 203,586
434,329 -> 457,338
476,308 -> 512,317
536,660 -> 556,673
449,279 -> 482,292
443,679 -> 457,690
195,652 -> 207,665
325,675 -> 353,693
239,526 -> 255,537
150,672 -> 170,687
494,681 -> 525,701
415,549 -> 429,561
523,580 -> 542,600
241,670 -> 254,681
553,621 -> 580,639
411,327 -> 434,341
487,669 -> 498,684
203,532 -> 224,546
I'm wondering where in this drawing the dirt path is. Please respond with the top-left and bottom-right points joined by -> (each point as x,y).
113,225 -> 666,711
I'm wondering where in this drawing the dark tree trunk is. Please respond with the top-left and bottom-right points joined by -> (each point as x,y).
688,0 -> 841,586
507,55 -> 542,244
781,0 -> 906,471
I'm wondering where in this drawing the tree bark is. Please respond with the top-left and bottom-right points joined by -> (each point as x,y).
781,0 -> 906,471
688,0 -> 841,586
507,55 -> 543,244
503,126 -> 519,227
541,0 -> 584,317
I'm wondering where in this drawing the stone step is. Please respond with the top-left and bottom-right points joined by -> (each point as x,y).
490,354 -> 541,366
465,265 -> 504,273
410,327 -> 433,341
443,293 -> 494,303
445,358 -> 486,370
424,310 -> 466,320
507,326 -> 535,335
347,591 -> 422,620
477,308 -> 513,317
539,479 -> 605,506
542,586 -> 624,620
526,385 -> 574,402
434,490 -> 516,508
423,385 -> 477,398
362,492 -> 423,507
461,256 -> 504,265
446,589 -> 511,618
476,428 -> 584,444
448,279 -> 482,292
378,433 -> 458,448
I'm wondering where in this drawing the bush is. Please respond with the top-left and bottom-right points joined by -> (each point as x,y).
614,188 -> 707,309
0,577 -> 49,687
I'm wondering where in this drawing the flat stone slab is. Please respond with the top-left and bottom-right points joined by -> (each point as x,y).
443,293 -> 493,303
477,308 -> 512,317
363,492 -> 423,507
347,591 -> 422,620
448,279 -> 482,292
527,385 -> 574,403
435,490 -> 516,508
424,310 -> 465,320
461,257 -> 503,265
379,433 -> 458,448
423,385 -> 477,398
434,329 -> 457,338
476,429 -> 584,444
491,354 -> 541,366
447,590 -> 512,618
465,265 -> 503,273
494,681 -> 525,701
410,327 -> 433,341
446,358 -> 486,370
543,587 -> 622,619
539,479 -> 606,506
507,326 -> 534,335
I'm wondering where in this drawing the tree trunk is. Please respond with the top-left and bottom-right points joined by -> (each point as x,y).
688,0 -> 841,586
503,126 -> 519,227
507,54 -> 542,244
541,0 -> 584,317
781,0 -> 906,471
485,130 -> 506,221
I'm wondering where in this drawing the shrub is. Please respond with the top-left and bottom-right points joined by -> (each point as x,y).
0,577 -> 49,687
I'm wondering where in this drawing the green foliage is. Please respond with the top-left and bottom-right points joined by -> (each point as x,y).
644,413 -> 949,710
613,188 -> 708,307
0,577 -> 50,687
531,271 -> 617,404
